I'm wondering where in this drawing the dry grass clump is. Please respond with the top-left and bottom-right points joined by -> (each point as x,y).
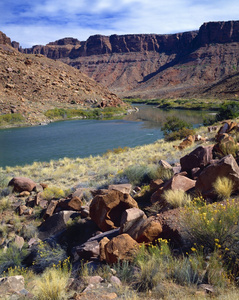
162,189 -> 192,208
213,176 -> 234,200
33,266 -> 71,300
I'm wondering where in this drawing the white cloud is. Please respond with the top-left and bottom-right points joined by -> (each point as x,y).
1,0 -> 239,47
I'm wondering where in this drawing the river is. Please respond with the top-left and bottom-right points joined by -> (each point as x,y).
0,105 -> 212,168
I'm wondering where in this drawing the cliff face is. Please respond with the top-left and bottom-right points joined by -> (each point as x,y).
20,21 -> 239,99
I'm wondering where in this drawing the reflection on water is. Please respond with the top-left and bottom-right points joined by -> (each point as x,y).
125,104 -> 210,129
0,105 -> 213,168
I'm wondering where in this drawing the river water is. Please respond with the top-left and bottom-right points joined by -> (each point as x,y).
0,105 -> 212,168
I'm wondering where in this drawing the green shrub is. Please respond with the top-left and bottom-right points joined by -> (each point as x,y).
0,113 -> 25,125
216,101 -> 239,121
164,128 -> 195,141
0,243 -> 29,274
162,116 -> 193,136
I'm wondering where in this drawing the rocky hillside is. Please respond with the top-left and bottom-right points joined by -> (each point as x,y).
0,32 -> 124,125
22,20 -> 239,99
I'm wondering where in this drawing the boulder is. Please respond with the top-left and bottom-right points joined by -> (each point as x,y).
151,174 -> 196,204
38,210 -> 81,240
108,184 -> 132,194
99,237 -> 110,261
158,160 -> 173,169
177,135 -> 195,150
135,217 -> 163,243
180,146 -> 214,172
0,276 -> 25,294
104,234 -> 139,264
155,208 -> 187,248
74,240 -> 100,260
8,177 -> 36,192
149,179 -> 164,193
43,200 -> 58,219
120,208 -> 147,234
196,154 -> 239,196
57,197 -> 82,211
213,134 -> 237,158
89,190 -> 138,232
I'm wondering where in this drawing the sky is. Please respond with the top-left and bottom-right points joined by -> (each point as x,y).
0,0 -> 239,48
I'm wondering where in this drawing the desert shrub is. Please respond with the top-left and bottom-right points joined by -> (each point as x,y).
0,196 -> 11,212
134,239 -> 171,291
122,164 -> 173,186
33,263 -> 71,300
33,241 -> 68,273
113,260 -> 133,283
216,140 -> 239,158
162,116 -> 193,139
44,108 -> 67,119
122,164 -> 151,185
148,165 -> 174,181
0,113 -> 25,125
213,177 -> 234,200
182,199 -> 239,250
164,128 -> 195,141
41,186 -> 66,201
162,189 -> 192,208
0,243 -> 29,274
216,101 -> 239,121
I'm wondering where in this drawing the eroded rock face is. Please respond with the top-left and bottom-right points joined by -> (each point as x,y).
89,190 -> 138,232
195,154 -> 239,197
19,21 -> 239,99
8,177 -> 36,192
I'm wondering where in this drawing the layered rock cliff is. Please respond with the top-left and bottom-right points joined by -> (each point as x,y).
20,20 -> 239,99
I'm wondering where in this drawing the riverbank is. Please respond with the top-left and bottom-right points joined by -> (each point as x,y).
0,124 -> 215,190
123,97 -> 230,110
0,105 -> 133,130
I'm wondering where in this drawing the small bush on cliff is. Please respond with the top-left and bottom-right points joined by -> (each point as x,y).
162,117 -> 193,141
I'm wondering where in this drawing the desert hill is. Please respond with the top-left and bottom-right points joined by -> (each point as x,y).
0,32 -> 124,125
22,20 -> 239,99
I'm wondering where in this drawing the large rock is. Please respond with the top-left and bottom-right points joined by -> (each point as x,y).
0,276 -> 24,294
151,174 -> 196,204
196,154 -> 239,196
38,210 -> 81,240
8,177 -> 36,192
89,190 -> 138,232
104,234 -> 139,264
108,184 -> 132,194
120,208 -> 147,234
135,217 -> 163,243
119,208 -> 163,243
180,146 -> 214,172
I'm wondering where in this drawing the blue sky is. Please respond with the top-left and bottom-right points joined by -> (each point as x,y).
0,0 -> 239,48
